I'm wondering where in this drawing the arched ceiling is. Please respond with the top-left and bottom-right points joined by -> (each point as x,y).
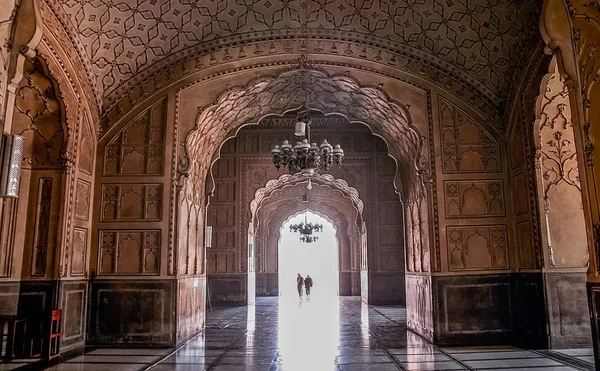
47,0 -> 540,113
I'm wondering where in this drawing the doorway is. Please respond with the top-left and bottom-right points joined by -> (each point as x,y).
278,211 -> 339,298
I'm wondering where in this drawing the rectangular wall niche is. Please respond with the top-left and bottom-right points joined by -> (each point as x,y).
101,184 -> 163,221
98,230 -> 160,275
447,226 -> 509,271
444,180 -> 505,218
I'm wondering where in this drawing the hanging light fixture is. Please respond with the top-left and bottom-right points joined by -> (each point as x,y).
289,210 -> 323,244
270,1 -> 344,176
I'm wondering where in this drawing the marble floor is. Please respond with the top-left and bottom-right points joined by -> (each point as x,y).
1,296 -> 595,371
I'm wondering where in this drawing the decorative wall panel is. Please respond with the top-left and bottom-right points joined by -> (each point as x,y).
439,97 -> 501,173
517,222 -> 535,270
98,230 -> 160,275
210,206 -> 235,228
63,289 -> 85,341
101,184 -> 163,221
208,252 -> 236,273
444,180 -> 505,218
212,157 -> 236,178
59,281 -> 88,351
535,67 -> 588,268
214,181 -> 236,202
104,99 -> 166,175
79,124 -> 94,175
71,228 -> 87,276
442,282 -> 512,333
32,178 -> 53,276
213,230 -> 235,249
12,58 -> 64,168
75,180 -> 91,221
447,226 -> 508,271
513,173 -> 530,216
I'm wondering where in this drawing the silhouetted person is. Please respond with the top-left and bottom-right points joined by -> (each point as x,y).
305,275 -> 313,296
297,273 -> 304,297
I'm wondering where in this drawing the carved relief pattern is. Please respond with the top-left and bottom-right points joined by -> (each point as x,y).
13,58 -> 64,168
71,228 -> 87,276
53,0 -> 538,107
208,252 -> 236,273
75,180 -> 91,220
78,123 -> 94,175
104,99 -> 166,175
32,178 -> 53,276
439,97 -> 501,173
444,180 -> 505,218
184,68 -> 422,208
0,9 -> 11,123
99,230 -> 160,275
40,1 -> 101,119
101,184 -> 163,221
534,61 -> 588,268
567,0 -> 600,166
447,225 -> 508,271
537,73 -> 581,196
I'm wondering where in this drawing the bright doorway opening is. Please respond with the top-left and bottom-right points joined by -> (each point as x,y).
278,211 -> 339,298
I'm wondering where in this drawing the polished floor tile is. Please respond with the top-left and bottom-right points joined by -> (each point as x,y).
13,296 -> 590,371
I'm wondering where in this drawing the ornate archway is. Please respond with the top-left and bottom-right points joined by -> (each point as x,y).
257,182 -> 362,297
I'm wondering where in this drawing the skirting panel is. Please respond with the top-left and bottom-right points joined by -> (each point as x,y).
60,280 -> 88,352
588,282 -> 600,367
88,280 -> 175,346
255,272 -> 278,296
208,273 -> 247,305
368,271 -> 405,305
433,274 -> 513,345
544,272 -> 591,348
513,273 -> 547,349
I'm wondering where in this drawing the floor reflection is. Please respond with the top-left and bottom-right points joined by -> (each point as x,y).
31,297 -> 596,371
277,294 -> 340,370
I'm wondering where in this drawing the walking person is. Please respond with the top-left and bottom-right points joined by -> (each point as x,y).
296,273 -> 304,297
305,275 -> 313,296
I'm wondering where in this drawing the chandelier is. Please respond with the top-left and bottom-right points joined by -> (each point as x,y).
270,1 -> 344,175
289,211 -> 323,244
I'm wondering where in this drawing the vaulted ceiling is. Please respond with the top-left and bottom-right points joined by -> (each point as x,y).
49,0 -> 540,114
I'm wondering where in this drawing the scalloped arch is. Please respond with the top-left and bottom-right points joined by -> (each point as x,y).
279,208 -> 339,239
183,67 -> 424,202
250,173 -> 364,232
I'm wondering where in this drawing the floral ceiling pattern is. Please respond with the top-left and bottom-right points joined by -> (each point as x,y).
51,0 -> 539,109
